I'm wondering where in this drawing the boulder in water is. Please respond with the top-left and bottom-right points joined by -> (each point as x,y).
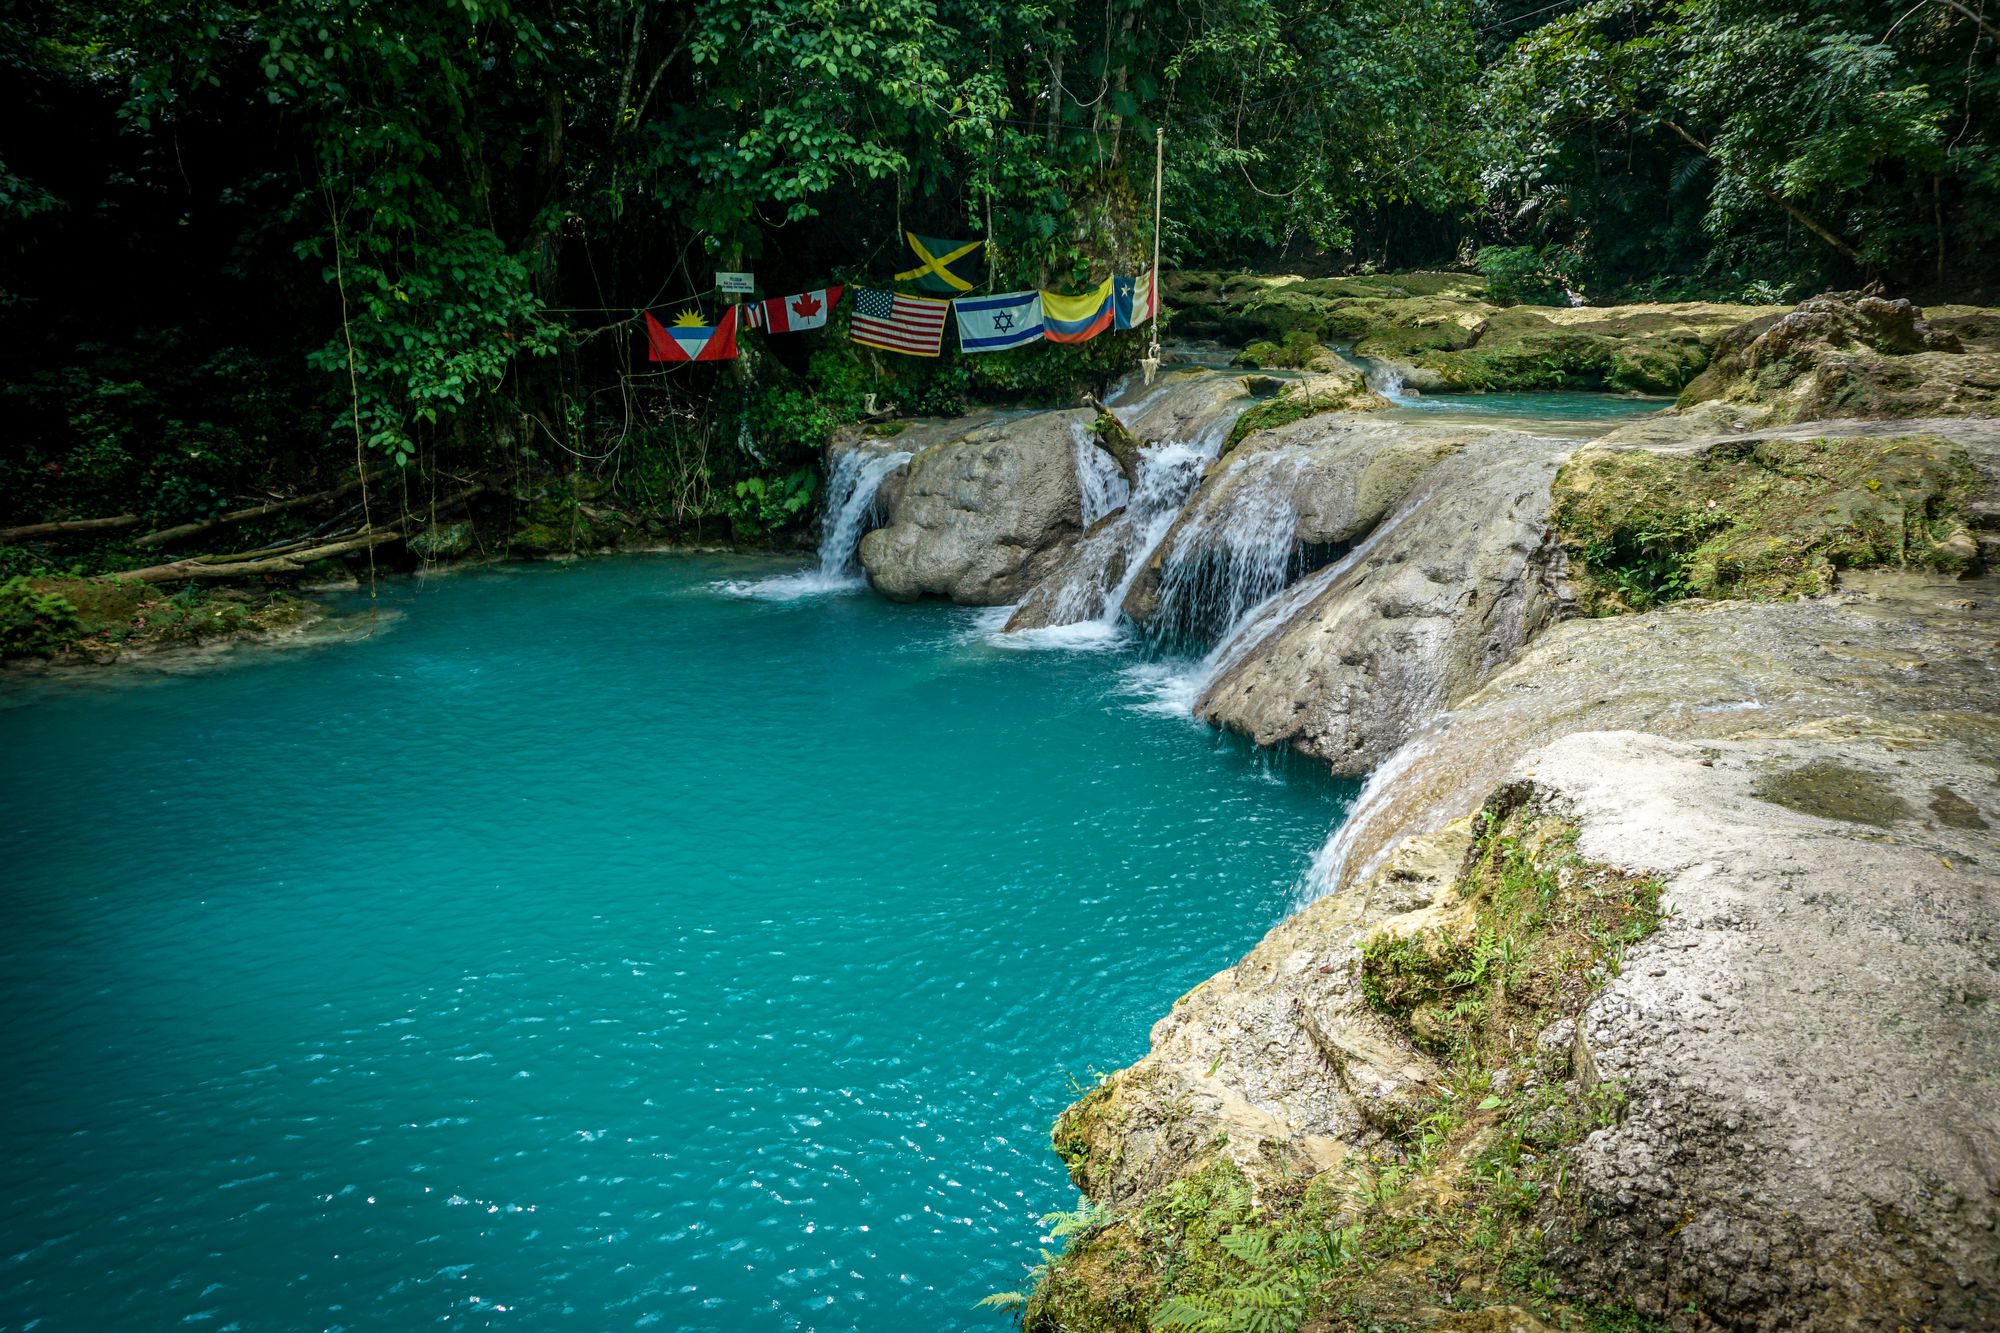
857,408 -> 1090,604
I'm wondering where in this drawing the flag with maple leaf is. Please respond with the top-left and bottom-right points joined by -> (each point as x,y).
754,285 -> 843,334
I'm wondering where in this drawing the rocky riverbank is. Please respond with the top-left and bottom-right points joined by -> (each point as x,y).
843,288 -> 2000,1329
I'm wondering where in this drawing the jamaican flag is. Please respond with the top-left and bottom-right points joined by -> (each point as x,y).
895,232 -> 983,295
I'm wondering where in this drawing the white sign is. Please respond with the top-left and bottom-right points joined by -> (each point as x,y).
715,271 -> 755,295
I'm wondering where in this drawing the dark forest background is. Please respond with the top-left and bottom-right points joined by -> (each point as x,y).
3,0 -> 1995,550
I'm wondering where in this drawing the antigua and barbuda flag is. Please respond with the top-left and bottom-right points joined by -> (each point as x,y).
954,290 -> 1044,354
1041,277 -> 1115,344
644,305 -> 739,362
1114,271 -> 1158,330
894,232 -> 983,294
756,285 -> 843,334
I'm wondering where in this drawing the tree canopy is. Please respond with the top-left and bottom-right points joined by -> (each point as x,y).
1,0 -> 1994,545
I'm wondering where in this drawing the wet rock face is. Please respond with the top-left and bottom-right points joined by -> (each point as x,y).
1674,291 -> 2000,426
1192,432 -> 1574,775
856,408 -> 1089,604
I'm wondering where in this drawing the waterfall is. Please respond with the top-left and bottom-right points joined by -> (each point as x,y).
1144,447 -> 1313,649
817,447 -> 912,579
1291,722 -> 1441,907
1122,479 -> 1441,720
717,446 -> 909,600
1069,421 -> 1130,526
1003,420 -> 1228,639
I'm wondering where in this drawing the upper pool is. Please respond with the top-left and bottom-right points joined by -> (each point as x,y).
0,555 -> 1351,1332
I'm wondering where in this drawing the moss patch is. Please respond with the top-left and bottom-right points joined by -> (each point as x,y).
1224,370 -> 1385,450
2,575 -> 317,662
1024,796 -> 1671,1333
1551,434 -> 1982,614
1162,272 -> 1768,395
1751,759 -> 1913,827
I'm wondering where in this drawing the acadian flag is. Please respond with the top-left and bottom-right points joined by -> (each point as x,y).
954,290 -> 1044,354
1041,277 -> 1115,344
755,285 -> 843,334
1114,271 -> 1158,330
895,232 -> 983,295
849,287 -> 951,356
644,306 -> 739,362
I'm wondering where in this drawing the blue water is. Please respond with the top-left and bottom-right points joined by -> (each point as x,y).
0,555 -> 1351,1332
1383,388 -> 1669,421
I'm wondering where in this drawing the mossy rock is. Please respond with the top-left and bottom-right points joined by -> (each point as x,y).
408,521 -> 475,559
1231,330 -> 1348,373
1023,796 -> 1671,1333
1223,367 -> 1387,449
1551,433 -> 1982,614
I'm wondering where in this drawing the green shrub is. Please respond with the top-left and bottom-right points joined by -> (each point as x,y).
0,576 -> 83,657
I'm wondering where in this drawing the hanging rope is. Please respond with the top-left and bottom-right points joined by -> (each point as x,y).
1143,126 -> 1165,385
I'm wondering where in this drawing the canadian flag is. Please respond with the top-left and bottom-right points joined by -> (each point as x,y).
757,285 -> 843,334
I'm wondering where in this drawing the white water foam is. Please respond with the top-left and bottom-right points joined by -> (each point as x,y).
1121,480 -> 1443,723
1146,447 -> 1313,647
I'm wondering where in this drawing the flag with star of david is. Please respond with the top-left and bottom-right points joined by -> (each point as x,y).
952,290 -> 1044,354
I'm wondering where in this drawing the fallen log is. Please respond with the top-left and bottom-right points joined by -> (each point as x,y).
115,483 -> 485,584
133,468 -> 392,548
0,514 -> 142,543
119,529 -> 405,584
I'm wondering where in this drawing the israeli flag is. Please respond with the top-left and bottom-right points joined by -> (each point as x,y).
954,290 -> 1044,354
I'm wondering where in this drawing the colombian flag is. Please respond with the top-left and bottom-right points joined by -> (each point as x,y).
1041,277 -> 1115,344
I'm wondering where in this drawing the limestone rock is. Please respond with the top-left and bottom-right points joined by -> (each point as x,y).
1045,579 -> 2000,1326
857,408 -> 1089,603
1673,290 -> 2000,427
1551,418 -> 1996,611
1528,730 -> 2000,1328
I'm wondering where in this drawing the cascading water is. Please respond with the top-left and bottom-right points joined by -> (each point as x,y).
1143,447 -> 1314,649
1122,479 -> 1442,722
1002,420 -> 1229,639
720,446 -> 910,599
818,448 -> 912,578
1070,420 -> 1130,526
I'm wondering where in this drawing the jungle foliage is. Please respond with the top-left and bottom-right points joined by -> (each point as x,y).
1,0 -> 1995,545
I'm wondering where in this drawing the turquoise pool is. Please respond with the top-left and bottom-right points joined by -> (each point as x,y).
0,555 -> 1351,1331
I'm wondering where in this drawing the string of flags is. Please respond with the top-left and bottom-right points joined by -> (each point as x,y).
643,233 -> 1159,364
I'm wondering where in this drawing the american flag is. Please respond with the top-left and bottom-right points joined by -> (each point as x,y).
849,287 -> 950,357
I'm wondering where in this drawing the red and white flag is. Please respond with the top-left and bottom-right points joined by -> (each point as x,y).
644,306 -> 739,362
757,285 -> 843,334
848,287 -> 950,357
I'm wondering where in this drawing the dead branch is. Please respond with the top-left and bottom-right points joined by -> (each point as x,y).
0,514 -> 142,543
133,468 -> 392,548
